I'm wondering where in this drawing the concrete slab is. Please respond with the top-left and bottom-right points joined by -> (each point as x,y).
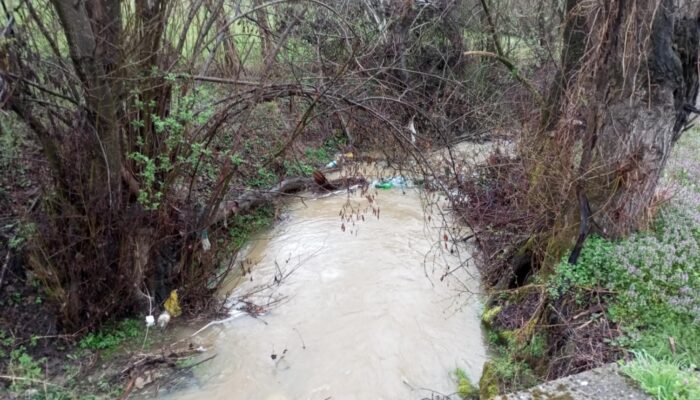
496,363 -> 651,400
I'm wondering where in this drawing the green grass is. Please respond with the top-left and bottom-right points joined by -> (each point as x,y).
621,350 -> 700,400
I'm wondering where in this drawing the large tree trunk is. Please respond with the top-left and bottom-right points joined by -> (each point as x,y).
51,0 -> 123,207
526,0 -> 699,269
574,0 -> 698,238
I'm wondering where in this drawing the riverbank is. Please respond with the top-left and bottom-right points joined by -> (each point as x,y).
473,128 -> 700,399
0,108 -> 353,398
3,131 -> 698,399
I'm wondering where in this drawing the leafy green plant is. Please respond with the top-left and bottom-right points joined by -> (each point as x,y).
621,350 -> 700,400
491,354 -> 537,387
6,347 -> 44,392
0,329 -> 15,359
78,319 -> 143,351
547,236 -> 619,299
523,334 -> 546,359
284,160 -> 314,176
128,84 -> 216,210
8,222 -> 37,250
247,167 -> 277,188
548,200 -> 700,365
479,302 -> 541,394
304,146 -> 331,165
323,133 -> 347,151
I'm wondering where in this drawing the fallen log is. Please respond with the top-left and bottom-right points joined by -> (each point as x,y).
212,176 -> 312,225
312,170 -> 338,191
209,171 -> 367,228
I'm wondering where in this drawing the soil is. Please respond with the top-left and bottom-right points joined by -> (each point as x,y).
0,251 -> 68,366
0,251 -> 91,397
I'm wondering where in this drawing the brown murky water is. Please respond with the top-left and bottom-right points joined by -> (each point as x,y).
162,186 -> 486,400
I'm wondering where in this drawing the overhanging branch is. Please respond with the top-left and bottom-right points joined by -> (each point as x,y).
463,51 -> 544,107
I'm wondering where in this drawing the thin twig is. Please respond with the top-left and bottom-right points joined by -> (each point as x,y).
463,51 -> 544,107
0,250 -> 10,289
0,375 -> 64,387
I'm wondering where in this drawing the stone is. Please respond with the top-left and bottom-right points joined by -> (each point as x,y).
496,363 -> 652,400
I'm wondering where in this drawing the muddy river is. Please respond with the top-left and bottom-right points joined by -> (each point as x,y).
160,184 -> 487,400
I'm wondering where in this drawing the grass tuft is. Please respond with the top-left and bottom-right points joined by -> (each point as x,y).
621,350 -> 700,400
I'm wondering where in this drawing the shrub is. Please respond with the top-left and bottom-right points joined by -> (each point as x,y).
548,200 -> 700,361
6,347 -> 44,392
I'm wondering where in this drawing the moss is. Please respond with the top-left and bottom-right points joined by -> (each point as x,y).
479,361 -> 501,399
499,329 -> 515,345
481,305 -> 502,327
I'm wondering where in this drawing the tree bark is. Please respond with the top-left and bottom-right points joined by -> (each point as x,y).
50,0 -> 123,207
580,0 -> 698,237
539,0 -> 586,131
535,0 -> 699,265
510,0 -> 700,274
253,0 -> 274,64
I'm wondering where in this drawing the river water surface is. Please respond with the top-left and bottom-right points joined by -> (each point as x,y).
164,186 -> 486,400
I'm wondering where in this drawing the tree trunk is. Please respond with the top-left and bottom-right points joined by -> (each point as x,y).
527,0 -> 699,269
539,0 -> 586,131
577,0 -> 698,238
253,0 -> 273,64
51,0 -> 123,207
387,0 -> 414,86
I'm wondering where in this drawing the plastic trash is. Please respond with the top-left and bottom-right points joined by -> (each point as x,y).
375,176 -> 412,189
375,181 -> 393,189
163,289 -> 182,317
325,160 -> 338,169
390,176 -> 412,188
157,311 -> 171,329
200,229 -> 211,252
145,315 -> 155,327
